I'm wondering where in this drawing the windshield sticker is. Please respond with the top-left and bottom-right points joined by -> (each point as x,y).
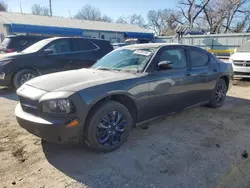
134,50 -> 151,56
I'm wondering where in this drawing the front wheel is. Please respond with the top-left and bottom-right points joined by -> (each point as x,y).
84,100 -> 133,152
209,78 -> 227,108
13,69 -> 37,89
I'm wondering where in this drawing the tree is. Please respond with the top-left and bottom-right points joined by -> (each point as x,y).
147,9 -> 179,35
74,4 -> 112,22
202,0 -> 250,33
0,1 -> 7,11
116,14 -> 146,27
203,0 -> 228,33
31,4 -> 50,16
222,0 -> 250,33
177,0 -> 211,28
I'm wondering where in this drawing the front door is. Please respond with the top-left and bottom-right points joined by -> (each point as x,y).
143,46 -> 194,120
38,39 -> 72,74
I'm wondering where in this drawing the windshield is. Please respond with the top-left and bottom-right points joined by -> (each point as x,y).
22,38 -> 53,53
92,47 -> 157,72
237,41 -> 250,52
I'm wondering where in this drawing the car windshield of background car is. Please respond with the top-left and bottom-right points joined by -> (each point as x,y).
22,39 -> 53,54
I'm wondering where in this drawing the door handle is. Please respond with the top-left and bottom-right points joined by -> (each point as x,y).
213,68 -> 218,72
186,72 -> 191,76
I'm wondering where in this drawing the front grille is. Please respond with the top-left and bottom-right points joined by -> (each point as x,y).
18,96 -> 39,115
233,60 -> 250,67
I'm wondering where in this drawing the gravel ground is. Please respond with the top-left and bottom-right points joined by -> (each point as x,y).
1,80 -> 250,188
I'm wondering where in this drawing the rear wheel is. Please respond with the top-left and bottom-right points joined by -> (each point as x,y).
209,78 -> 227,108
13,69 -> 37,89
84,100 -> 132,152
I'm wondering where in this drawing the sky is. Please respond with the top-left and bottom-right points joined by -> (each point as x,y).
5,0 -> 177,20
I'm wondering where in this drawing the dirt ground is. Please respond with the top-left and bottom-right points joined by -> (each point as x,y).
1,80 -> 250,188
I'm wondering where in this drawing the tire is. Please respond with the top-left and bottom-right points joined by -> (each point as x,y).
13,69 -> 37,89
84,100 -> 133,152
208,78 -> 227,108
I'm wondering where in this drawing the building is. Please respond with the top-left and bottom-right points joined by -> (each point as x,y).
0,12 -> 153,43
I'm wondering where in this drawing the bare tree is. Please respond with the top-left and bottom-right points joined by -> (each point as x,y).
203,0 -> 227,33
117,14 -> 146,27
222,0 -> 250,33
177,0 -> 211,28
147,9 -> 179,35
0,1 -> 7,11
31,4 -> 50,16
74,4 -> 112,22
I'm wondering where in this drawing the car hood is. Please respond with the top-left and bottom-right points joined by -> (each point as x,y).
26,68 -> 138,92
230,52 -> 250,61
0,51 -> 32,60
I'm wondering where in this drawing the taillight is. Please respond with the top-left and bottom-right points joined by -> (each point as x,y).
6,48 -> 15,53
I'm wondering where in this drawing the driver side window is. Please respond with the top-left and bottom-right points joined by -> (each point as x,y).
158,48 -> 187,69
46,39 -> 71,54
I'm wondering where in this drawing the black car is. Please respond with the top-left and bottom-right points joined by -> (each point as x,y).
15,43 -> 233,152
0,37 -> 113,89
0,35 -> 48,53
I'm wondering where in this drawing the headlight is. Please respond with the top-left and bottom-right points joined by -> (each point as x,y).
41,99 -> 75,114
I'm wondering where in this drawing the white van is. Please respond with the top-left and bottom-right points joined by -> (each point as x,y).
229,41 -> 250,78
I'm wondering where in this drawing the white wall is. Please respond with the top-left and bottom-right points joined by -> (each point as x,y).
156,33 -> 250,50
82,30 -> 125,43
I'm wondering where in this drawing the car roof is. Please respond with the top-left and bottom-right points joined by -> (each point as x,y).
6,35 -> 45,39
121,43 -> 205,51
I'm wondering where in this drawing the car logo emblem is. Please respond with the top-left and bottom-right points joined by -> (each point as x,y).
243,61 -> 247,67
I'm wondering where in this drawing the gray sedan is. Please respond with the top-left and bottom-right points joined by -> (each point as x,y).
15,43 -> 233,152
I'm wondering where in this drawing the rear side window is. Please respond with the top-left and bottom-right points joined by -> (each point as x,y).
71,39 -> 98,51
189,49 -> 209,67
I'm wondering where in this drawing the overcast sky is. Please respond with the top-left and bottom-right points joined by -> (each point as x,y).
5,0 -> 176,20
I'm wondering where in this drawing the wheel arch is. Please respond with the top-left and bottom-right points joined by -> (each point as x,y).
218,75 -> 229,89
83,92 -> 138,134
8,66 -> 41,86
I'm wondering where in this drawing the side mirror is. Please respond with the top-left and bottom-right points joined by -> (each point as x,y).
157,61 -> 173,70
43,48 -> 53,55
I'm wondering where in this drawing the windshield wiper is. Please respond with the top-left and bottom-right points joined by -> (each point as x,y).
96,67 -> 121,71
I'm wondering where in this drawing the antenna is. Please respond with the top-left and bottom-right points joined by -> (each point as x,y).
49,0 -> 52,16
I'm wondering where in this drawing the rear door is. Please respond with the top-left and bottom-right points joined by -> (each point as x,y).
69,38 -> 100,69
186,47 -> 220,103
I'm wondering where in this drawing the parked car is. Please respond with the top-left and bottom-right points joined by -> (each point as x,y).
0,37 -> 113,89
112,43 -> 126,49
15,43 -> 233,152
125,38 -> 151,45
229,41 -> 250,78
0,35 -> 48,53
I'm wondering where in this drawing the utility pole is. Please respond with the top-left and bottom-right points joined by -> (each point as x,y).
19,1 -> 23,14
68,10 -> 72,19
49,0 -> 52,16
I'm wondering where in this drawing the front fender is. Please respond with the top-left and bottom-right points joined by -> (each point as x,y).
78,89 -> 136,110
